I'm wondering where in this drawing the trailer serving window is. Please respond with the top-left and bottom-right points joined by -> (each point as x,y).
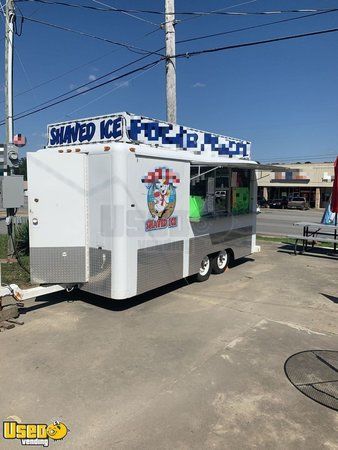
189,166 -> 250,220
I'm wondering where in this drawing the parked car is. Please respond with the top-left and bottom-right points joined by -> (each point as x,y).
287,196 -> 309,210
268,198 -> 288,209
257,197 -> 269,208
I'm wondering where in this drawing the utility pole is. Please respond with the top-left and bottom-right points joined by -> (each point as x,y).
4,0 -> 16,258
165,0 -> 177,123
5,0 -> 15,160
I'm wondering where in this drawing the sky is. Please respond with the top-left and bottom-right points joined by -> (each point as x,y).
0,0 -> 338,163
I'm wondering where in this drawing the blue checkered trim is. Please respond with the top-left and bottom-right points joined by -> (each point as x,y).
128,118 -> 250,158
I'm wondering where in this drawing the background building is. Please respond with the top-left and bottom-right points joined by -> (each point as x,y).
257,162 -> 334,208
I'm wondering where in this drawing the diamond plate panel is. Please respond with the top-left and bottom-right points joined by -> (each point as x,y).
81,248 -> 111,298
30,247 -> 86,284
137,241 -> 184,294
189,226 -> 253,275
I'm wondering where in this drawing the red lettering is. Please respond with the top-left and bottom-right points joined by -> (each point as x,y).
168,216 -> 177,227
145,218 -> 169,231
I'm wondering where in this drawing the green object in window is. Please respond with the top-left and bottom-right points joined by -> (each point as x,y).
189,195 -> 205,220
232,187 -> 250,214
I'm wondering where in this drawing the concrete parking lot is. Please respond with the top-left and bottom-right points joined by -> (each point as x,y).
1,242 -> 338,449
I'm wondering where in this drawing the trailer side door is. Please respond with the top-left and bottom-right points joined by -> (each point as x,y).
27,151 -> 89,284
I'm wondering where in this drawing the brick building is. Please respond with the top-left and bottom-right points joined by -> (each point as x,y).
257,162 -> 335,208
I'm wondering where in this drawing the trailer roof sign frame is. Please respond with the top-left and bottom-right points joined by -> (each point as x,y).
46,112 -> 251,160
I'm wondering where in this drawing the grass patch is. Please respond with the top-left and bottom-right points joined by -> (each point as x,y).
0,234 -> 8,259
2,255 -> 31,286
257,235 -> 294,244
0,234 -> 31,287
257,234 -> 335,249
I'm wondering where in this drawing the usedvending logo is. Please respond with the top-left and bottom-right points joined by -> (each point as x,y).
141,167 -> 180,231
3,420 -> 69,447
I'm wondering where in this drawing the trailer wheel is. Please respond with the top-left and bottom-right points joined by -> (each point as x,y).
196,256 -> 211,282
211,250 -> 228,274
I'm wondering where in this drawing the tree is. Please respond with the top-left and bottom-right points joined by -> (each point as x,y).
14,157 -> 27,180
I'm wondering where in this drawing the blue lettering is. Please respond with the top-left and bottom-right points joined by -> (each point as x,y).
144,123 -> 159,141
78,122 -> 95,143
204,133 -> 218,147
49,122 -> 96,145
48,117 -> 248,155
59,126 -> 65,144
78,123 -> 87,142
161,125 -> 178,145
49,127 -> 60,146
63,125 -> 72,144
237,142 -> 247,157
100,119 -> 112,139
100,117 -> 123,140
63,124 -> 81,144
70,123 -> 80,143
112,117 -> 122,139
129,119 -> 143,141
186,133 -> 198,148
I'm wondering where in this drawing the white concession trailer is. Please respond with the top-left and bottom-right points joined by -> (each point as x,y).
27,112 -> 263,300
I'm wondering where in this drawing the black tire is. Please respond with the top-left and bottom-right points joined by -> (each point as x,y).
211,250 -> 228,274
195,256 -> 211,282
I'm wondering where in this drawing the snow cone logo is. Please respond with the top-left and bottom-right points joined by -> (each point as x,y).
141,167 -> 180,231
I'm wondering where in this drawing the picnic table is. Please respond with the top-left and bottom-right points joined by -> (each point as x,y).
286,221 -> 338,255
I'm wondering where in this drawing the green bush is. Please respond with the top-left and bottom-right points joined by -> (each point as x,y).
14,222 -> 30,256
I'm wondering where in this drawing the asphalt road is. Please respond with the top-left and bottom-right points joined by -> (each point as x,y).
0,205 -> 325,237
1,242 -> 338,449
257,208 -> 324,236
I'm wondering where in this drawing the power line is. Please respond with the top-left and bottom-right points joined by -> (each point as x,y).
19,8 -> 336,111
64,59 -> 160,117
0,0 -> 163,107
8,51 -> 160,118
0,0 -> 161,104
177,9 -> 338,45
5,3 -> 335,102
178,0 -> 260,23
0,26 -> 162,104
17,0 -> 334,17
17,0 -> 255,16
23,16 -> 163,56
177,8 -> 336,17
174,27 -> 338,59
18,0 -> 159,13
3,23 -> 338,124
92,0 -> 159,26
0,58 -> 163,125
0,48 -> 119,104
0,4 -> 40,103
